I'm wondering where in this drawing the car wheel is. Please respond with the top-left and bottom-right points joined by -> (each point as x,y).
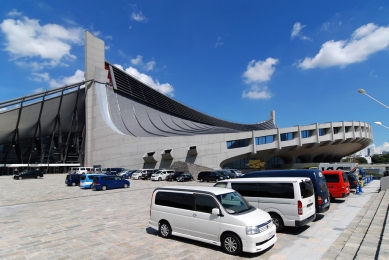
200,179 -> 203,182
158,221 -> 172,238
158,177 -> 162,181
222,233 -> 241,255
124,183 -> 129,188
71,182 -> 76,186
102,185 -> 107,191
271,214 -> 284,232
36,176 -> 40,179
18,176 -> 22,180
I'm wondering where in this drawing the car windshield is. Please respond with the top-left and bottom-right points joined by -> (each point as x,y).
216,191 -> 253,214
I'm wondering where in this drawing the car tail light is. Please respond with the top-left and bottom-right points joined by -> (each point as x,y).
298,200 -> 303,215
354,180 -> 357,185
318,195 -> 323,205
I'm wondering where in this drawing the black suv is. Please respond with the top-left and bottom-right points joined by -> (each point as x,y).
14,170 -> 44,180
166,171 -> 185,181
197,171 -> 225,182
141,169 -> 157,180
65,174 -> 82,186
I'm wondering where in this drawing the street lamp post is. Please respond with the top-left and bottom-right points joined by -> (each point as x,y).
375,122 -> 389,131
358,89 -> 389,110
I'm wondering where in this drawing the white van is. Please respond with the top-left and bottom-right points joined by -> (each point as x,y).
149,186 -> 277,255
214,177 -> 316,232
150,170 -> 175,181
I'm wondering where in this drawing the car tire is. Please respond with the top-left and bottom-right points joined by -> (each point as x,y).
158,221 -> 172,239
222,233 -> 242,255
36,176 -> 40,179
158,177 -> 162,181
71,182 -> 76,186
200,179 -> 204,182
270,213 -> 284,232
124,183 -> 129,188
102,185 -> 107,191
18,176 -> 22,180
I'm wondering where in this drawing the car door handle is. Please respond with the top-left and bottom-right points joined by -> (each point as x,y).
193,214 -> 197,217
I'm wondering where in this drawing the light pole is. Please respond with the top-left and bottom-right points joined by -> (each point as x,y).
375,122 -> 389,131
358,88 -> 389,110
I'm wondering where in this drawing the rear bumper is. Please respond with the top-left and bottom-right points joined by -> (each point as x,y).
295,213 -> 316,227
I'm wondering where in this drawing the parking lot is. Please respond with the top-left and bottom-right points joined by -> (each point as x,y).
0,174 -> 381,260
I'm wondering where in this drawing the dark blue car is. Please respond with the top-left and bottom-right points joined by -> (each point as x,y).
91,175 -> 130,191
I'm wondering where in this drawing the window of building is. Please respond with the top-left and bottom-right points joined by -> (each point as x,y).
266,156 -> 285,168
301,130 -> 311,138
255,135 -> 274,145
345,126 -> 350,133
280,132 -> 293,141
333,127 -> 340,134
226,138 -> 250,149
319,128 -> 326,136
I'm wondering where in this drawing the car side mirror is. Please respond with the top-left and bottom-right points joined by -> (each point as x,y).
212,208 -> 220,216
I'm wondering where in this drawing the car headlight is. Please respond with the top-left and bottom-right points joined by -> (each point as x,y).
246,226 -> 260,235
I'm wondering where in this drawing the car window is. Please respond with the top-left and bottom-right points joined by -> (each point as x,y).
214,182 -> 227,188
194,195 -> 218,214
342,173 -> 349,182
216,191 -> 253,214
155,192 -> 193,210
324,174 -> 340,182
300,180 -> 314,198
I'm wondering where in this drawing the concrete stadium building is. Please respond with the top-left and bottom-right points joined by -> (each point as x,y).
0,32 -> 373,175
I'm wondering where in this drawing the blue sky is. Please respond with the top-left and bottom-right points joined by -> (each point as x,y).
0,1 -> 389,155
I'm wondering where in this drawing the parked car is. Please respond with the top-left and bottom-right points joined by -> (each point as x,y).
14,170 -> 44,180
347,173 -> 359,190
149,186 -> 277,255
214,177 -> 316,232
322,170 -> 350,201
91,175 -> 130,191
70,167 -> 94,174
151,170 -> 175,181
106,168 -> 126,175
118,169 -> 136,179
216,170 -> 231,179
197,171 -> 225,182
176,173 -> 194,182
165,171 -> 184,181
65,174 -> 81,186
142,169 -> 158,180
80,174 -> 106,188
241,169 -> 331,214
131,169 -> 155,180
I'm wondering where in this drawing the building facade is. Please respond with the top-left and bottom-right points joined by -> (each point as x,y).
0,31 -> 373,174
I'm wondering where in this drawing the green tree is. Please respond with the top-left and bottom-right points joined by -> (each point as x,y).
355,157 -> 368,164
246,159 -> 265,170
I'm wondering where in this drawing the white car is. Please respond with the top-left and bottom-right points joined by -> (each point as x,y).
150,170 -> 174,181
149,186 -> 277,255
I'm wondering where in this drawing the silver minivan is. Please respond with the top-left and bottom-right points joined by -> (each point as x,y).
214,177 -> 316,232
149,186 -> 277,255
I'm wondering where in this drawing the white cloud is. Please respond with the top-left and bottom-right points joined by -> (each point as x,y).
130,5 -> 148,22
144,61 -> 156,71
114,64 -> 174,96
242,58 -> 278,100
31,70 -> 85,90
215,36 -> 224,48
7,9 -> 22,17
0,14 -> 84,69
31,72 -> 50,82
131,55 -> 143,65
242,86 -> 272,99
243,58 -> 279,83
291,22 -> 311,41
298,23 -> 389,69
